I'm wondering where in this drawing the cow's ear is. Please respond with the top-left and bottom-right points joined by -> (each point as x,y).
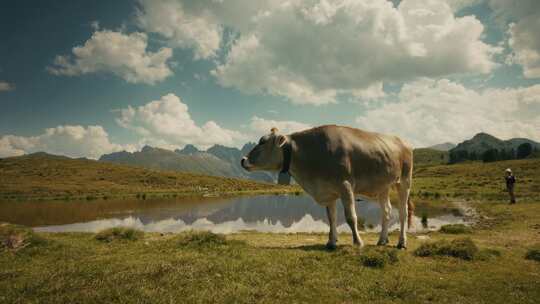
276,135 -> 287,147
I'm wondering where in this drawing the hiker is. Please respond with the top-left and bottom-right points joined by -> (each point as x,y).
505,168 -> 516,204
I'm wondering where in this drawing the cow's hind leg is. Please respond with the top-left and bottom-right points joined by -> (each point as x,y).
377,188 -> 392,246
325,201 -> 338,250
396,182 -> 411,249
340,181 -> 364,247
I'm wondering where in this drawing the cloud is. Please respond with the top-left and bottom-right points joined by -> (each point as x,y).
116,93 -> 246,149
48,29 -> 173,84
443,0 -> 482,12
136,0 -> 222,60
135,0 -> 282,59
490,0 -> 540,78
0,81 -> 15,92
208,0 -> 499,105
0,125 -> 130,159
248,116 -> 311,137
355,78 -> 540,147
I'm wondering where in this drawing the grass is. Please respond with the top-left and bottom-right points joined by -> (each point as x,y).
412,158 -> 540,202
414,238 -> 479,260
177,231 -> 228,247
1,153 -> 540,302
1,217 -> 539,303
0,223 -> 46,252
439,224 -> 473,234
358,246 -> 399,268
525,246 -> 540,262
413,148 -> 449,167
94,227 -> 143,242
0,153 -> 299,200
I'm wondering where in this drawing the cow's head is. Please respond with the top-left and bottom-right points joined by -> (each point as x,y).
241,128 -> 288,172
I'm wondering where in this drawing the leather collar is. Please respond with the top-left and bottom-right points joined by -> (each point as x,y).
281,142 -> 292,174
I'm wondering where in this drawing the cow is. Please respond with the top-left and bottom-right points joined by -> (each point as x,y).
241,125 -> 414,249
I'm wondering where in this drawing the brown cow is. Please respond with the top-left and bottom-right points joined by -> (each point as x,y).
241,125 -> 414,249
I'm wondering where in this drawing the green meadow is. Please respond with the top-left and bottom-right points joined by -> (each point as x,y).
1,157 -> 540,303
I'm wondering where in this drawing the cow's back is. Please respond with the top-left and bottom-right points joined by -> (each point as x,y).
289,125 -> 411,196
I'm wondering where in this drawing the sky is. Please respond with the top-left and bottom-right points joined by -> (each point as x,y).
1,0 -> 539,159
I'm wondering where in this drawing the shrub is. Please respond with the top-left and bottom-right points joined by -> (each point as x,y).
95,227 -> 143,242
178,231 -> 227,247
476,248 -> 501,261
440,224 -> 472,234
414,238 -> 478,261
421,213 -> 429,229
525,247 -> 540,262
359,247 -> 399,268
0,223 -> 46,251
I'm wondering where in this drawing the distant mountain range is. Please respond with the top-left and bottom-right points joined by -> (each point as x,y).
98,133 -> 539,176
99,143 -> 275,183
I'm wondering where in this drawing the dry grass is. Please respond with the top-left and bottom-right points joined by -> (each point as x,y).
0,153 -> 298,200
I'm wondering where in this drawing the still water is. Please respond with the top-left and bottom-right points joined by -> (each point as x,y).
0,195 -> 467,234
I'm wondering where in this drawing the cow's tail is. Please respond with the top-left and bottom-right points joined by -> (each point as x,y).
407,196 -> 414,229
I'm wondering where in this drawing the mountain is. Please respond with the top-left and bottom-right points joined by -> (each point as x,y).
449,133 -> 540,163
100,146 -> 237,178
100,144 -> 275,183
426,142 -> 456,151
176,144 -> 200,155
207,143 -> 275,183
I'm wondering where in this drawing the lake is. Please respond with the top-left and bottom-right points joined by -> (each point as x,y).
0,194 -> 467,234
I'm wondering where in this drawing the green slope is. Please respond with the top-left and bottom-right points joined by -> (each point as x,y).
0,153 -> 297,200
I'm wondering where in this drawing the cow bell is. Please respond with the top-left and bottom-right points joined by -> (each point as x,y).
277,172 -> 291,185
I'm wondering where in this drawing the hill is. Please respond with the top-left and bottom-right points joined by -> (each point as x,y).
413,148 -> 449,166
449,133 -> 540,163
426,142 -> 456,151
100,144 -> 275,183
0,153 -> 296,200
413,157 -> 540,201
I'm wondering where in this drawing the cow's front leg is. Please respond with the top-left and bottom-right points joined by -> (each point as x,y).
377,189 -> 392,246
341,181 -> 364,247
325,201 -> 338,250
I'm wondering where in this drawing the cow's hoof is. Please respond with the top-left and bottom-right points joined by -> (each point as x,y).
326,242 -> 337,250
397,242 -> 407,250
377,238 -> 389,246
353,241 -> 364,248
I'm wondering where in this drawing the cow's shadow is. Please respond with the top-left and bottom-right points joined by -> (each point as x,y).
272,244 -> 358,252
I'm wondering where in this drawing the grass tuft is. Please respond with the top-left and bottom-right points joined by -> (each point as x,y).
95,227 -> 143,242
440,224 -> 473,234
359,246 -> 399,268
178,231 -> 228,247
525,246 -> 540,262
414,238 -> 479,260
0,222 -> 46,252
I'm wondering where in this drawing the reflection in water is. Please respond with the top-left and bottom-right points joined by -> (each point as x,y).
0,195 -> 467,234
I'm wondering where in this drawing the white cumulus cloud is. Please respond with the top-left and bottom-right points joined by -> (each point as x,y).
248,116 -> 311,137
0,125 -> 129,159
490,0 -> 540,78
48,29 -> 173,84
355,78 -> 540,147
116,93 -> 246,150
210,0 -> 499,105
134,0 -> 498,105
